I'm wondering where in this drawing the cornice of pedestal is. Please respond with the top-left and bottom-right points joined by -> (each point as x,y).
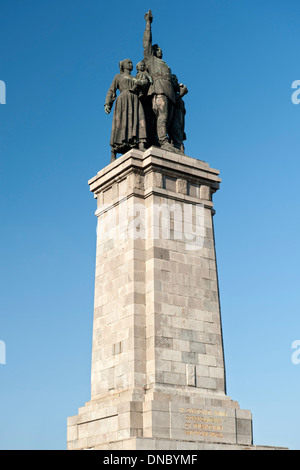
88,146 -> 221,198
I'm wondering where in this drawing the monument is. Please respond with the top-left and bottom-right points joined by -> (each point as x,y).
67,11 -> 287,450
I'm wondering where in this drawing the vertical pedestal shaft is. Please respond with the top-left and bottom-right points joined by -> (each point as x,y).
67,147 -> 253,450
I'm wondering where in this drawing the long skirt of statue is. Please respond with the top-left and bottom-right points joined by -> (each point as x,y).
110,88 -> 147,154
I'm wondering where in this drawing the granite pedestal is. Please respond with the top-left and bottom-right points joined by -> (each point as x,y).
67,147 -> 287,451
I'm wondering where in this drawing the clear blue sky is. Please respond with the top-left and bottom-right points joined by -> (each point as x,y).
0,0 -> 300,450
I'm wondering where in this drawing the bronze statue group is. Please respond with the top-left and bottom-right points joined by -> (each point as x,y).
105,10 -> 188,162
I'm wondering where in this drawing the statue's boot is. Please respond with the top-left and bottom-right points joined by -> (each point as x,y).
160,141 -> 183,155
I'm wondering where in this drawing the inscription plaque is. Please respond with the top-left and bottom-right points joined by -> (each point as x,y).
181,407 -> 226,439
170,403 -> 237,444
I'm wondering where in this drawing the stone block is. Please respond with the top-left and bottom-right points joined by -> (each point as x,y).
186,364 -> 196,387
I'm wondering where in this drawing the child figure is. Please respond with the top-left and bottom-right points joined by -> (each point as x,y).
135,61 -> 157,148
135,60 -> 153,92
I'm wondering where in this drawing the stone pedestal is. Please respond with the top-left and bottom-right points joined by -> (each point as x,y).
67,147 -> 286,451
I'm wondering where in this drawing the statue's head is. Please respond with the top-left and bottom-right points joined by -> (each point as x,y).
136,60 -> 146,72
152,44 -> 163,59
119,59 -> 133,73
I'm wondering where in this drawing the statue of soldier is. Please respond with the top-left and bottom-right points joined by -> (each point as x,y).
143,10 -> 182,153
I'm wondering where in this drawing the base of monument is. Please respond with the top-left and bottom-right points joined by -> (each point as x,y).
80,437 -> 287,451
67,387 -> 288,451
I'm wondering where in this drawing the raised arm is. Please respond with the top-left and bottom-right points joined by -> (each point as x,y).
143,10 -> 153,61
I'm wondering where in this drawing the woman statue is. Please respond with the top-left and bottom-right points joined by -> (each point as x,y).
105,59 -> 148,162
